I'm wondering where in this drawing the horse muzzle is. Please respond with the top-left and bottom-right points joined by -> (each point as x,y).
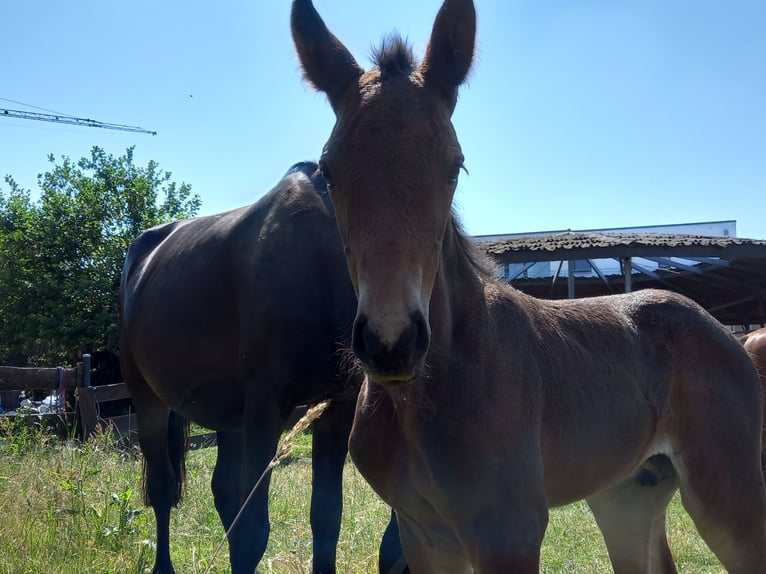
352,310 -> 430,383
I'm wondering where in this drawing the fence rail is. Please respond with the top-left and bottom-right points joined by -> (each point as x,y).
0,355 -> 216,451
0,365 -> 79,392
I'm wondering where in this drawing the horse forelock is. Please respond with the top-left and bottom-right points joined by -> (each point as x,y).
372,34 -> 419,79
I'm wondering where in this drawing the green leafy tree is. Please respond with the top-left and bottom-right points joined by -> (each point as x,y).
0,146 -> 201,366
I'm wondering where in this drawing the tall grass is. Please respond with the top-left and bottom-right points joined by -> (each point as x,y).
0,417 -> 724,573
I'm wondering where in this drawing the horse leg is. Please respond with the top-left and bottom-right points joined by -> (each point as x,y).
395,515 -> 472,574
379,509 -> 409,574
131,388 -> 184,574
227,394 -> 284,574
309,396 -> 355,574
671,408 -> 766,572
587,456 -> 679,574
211,430 -> 244,532
394,501 -> 546,573
466,511 -> 547,573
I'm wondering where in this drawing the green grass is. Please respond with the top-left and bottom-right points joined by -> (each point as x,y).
0,419 -> 725,573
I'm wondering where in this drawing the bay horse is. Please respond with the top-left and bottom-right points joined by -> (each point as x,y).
119,162 -> 402,574
744,327 -> 766,473
291,1 -> 766,572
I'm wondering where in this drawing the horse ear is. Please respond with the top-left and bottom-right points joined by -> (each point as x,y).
291,0 -> 364,110
420,0 -> 476,110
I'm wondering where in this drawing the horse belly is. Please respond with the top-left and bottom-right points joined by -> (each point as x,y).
543,432 -> 649,506
134,344 -> 245,432
173,380 -> 245,431
541,411 -> 657,507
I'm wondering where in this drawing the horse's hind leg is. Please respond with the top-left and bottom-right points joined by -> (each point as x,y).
587,456 -> 678,574
671,384 -> 766,572
129,382 -> 185,574
211,430 -> 244,532
310,395 -> 356,574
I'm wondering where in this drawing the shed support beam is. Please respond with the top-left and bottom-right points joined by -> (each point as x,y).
567,260 -> 575,299
623,257 -> 632,293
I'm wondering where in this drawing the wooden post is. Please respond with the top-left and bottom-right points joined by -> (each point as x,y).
0,389 -> 20,411
82,354 -> 91,388
76,354 -> 97,438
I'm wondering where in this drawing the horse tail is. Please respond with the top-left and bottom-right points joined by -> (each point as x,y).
169,410 -> 190,504
140,410 -> 190,507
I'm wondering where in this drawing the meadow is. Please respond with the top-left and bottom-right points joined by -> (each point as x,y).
0,418 -> 724,573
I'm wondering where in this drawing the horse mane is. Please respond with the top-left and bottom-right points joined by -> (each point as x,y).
372,34 -> 418,78
448,212 -> 499,281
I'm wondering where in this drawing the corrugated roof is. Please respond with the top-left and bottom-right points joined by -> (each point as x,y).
475,231 -> 766,326
480,231 -> 766,257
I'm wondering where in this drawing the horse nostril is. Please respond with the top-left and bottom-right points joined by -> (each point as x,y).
411,310 -> 430,357
352,314 -> 378,362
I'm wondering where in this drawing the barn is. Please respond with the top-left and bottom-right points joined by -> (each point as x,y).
478,220 -> 766,329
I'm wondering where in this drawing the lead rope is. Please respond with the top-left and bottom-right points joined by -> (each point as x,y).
202,400 -> 330,574
56,366 -> 65,410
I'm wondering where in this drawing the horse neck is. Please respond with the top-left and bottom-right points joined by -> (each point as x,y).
427,219 -> 490,362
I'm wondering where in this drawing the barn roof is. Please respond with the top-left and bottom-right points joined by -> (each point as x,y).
477,232 -> 766,326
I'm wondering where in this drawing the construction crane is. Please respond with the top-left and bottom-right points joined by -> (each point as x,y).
1,108 -> 156,135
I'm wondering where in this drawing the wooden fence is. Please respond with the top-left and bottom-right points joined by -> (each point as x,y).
0,362 -> 80,437
0,354 -> 217,449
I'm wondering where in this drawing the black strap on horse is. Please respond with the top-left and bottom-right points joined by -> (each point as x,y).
284,161 -> 335,216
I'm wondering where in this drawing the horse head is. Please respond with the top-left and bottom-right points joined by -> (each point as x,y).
292,0 -> 476,384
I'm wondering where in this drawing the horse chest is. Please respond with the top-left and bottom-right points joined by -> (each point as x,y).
350,383 -> 491,522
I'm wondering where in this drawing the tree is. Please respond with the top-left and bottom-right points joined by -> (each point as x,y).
0,146 -> 201,366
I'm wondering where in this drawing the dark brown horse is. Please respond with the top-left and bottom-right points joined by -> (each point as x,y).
291,1 -> 766,572
120,163 -> 401,574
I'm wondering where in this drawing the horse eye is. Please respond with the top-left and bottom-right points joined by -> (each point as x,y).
319,162 -> 334,190
447,164 -> 462,185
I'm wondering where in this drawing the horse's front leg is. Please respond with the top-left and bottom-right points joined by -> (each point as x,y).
309,394 -> 356,573
228,393 -> 284,574
379,509 -> 409,574
460,474 -> 549,573
463,507 -> 548,574
395,514 -> 472,574
403,505 -> 547,574
440,452 -> 548,573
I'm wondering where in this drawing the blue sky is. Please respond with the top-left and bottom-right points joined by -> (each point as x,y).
2,1 -> 764,238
